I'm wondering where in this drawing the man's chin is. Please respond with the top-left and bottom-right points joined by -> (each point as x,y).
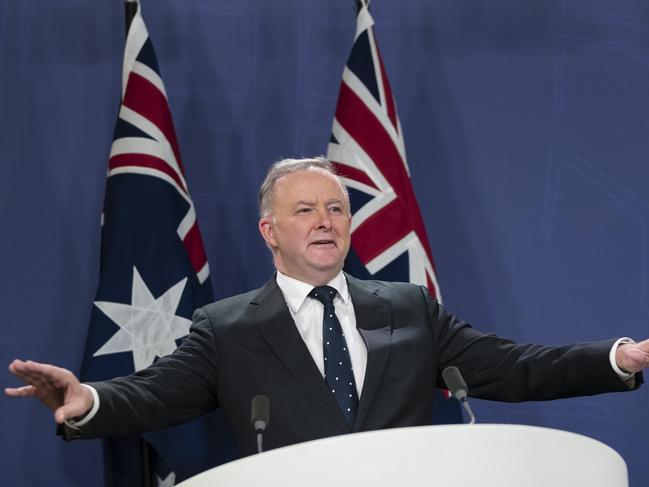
306,257 -> 344,275
307,250 -> 343,267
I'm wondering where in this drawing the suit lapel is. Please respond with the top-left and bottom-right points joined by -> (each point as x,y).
250,278 -> 350,432
346,275 -> 392,431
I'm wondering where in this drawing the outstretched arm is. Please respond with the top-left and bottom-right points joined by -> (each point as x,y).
5,359 -> 94,424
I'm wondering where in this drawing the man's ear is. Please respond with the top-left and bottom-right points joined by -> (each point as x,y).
259,217 -> 278,248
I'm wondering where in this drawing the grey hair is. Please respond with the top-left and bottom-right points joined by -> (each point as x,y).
258,156 -> 349,217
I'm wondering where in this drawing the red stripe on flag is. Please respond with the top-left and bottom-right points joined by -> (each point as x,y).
122,72 -> 184,174
351,199 -> 411,264
109,153 -> 187,193
426,272 -> 438,300
332,161 -> 378,190
335,82 -> 405,191
182,223 -> 208,274
335,82 -> 434,264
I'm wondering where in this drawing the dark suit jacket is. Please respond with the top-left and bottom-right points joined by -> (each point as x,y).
74,274 -> 639,456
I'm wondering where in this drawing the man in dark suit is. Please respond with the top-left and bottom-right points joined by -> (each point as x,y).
6,157 -> 649,456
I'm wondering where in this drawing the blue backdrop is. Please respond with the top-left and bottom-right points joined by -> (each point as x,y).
1,0 -> 648,485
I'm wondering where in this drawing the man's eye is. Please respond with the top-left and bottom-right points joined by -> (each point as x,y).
297,208 -> 311,214
329,206 -> 343,213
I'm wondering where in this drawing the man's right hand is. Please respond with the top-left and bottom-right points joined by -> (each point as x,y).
5,359 -> 94,424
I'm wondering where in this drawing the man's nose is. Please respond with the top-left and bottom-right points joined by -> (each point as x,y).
315,208 -> 332,229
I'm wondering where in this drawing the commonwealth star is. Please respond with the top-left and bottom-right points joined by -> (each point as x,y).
93,266 -> 191,371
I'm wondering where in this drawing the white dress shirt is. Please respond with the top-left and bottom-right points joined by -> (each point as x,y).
276,270 -> 367,397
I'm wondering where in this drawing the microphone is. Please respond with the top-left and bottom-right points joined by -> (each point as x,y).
250,395 -> 270,453
442,366 -> 476,424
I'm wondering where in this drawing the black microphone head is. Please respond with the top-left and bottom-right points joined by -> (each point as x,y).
251,395 -> 270,431
442,366 -> 468,401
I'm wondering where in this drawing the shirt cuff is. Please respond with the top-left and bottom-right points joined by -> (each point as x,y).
64,384 -> 100,429
609,337 -> 635,382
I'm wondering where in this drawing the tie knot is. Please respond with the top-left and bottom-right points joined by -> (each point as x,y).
309,286 -> 337,305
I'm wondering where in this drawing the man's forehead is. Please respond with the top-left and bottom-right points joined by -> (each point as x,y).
269,168 -> 350,213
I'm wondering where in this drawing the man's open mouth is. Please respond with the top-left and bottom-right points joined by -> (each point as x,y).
311,239 -> 335,246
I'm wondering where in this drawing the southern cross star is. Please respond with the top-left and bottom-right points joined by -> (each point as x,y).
93,266 -> 191,371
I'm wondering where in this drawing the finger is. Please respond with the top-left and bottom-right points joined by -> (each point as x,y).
6,373 -> 60,407
13,360 -> 60,377
10,361 -> 72,389
8,360 -> 34,381
54,407 -> 68,424
23,361 -> 76,389
10,359 -> 47,375
8,358 -> 24,372
22,360 -> 64,376
13,369 -> 57,391
4,385 -> 37,397
9,360 -> 51,383
55,399 -> 89,424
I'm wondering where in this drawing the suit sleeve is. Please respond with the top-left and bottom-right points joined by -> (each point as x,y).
421,287 -> 642,401
74,308 -> 220,438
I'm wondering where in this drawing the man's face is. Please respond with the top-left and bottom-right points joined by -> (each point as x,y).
259,169 -> 352,285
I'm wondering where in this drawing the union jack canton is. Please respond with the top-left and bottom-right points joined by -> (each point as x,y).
327,2 -> 442,300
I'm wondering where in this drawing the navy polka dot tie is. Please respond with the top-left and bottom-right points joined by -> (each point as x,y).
309,286 -> 358,428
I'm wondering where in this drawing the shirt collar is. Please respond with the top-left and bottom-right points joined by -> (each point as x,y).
276,270 -> 350,313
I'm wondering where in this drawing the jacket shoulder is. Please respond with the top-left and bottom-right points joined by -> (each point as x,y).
346,274 -> 430,299
192,285 -> 266,329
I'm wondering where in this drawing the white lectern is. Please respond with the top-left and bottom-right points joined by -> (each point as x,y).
176,424 -> 628,487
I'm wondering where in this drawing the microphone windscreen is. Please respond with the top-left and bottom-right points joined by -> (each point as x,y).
251,395 -> 270,428
442,366 -> 468,400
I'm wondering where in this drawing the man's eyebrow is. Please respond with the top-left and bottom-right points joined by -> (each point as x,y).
293,198 -> 344,206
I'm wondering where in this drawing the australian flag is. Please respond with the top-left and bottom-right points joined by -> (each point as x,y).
81,2 -> 234,484
327,0 -> 461,423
